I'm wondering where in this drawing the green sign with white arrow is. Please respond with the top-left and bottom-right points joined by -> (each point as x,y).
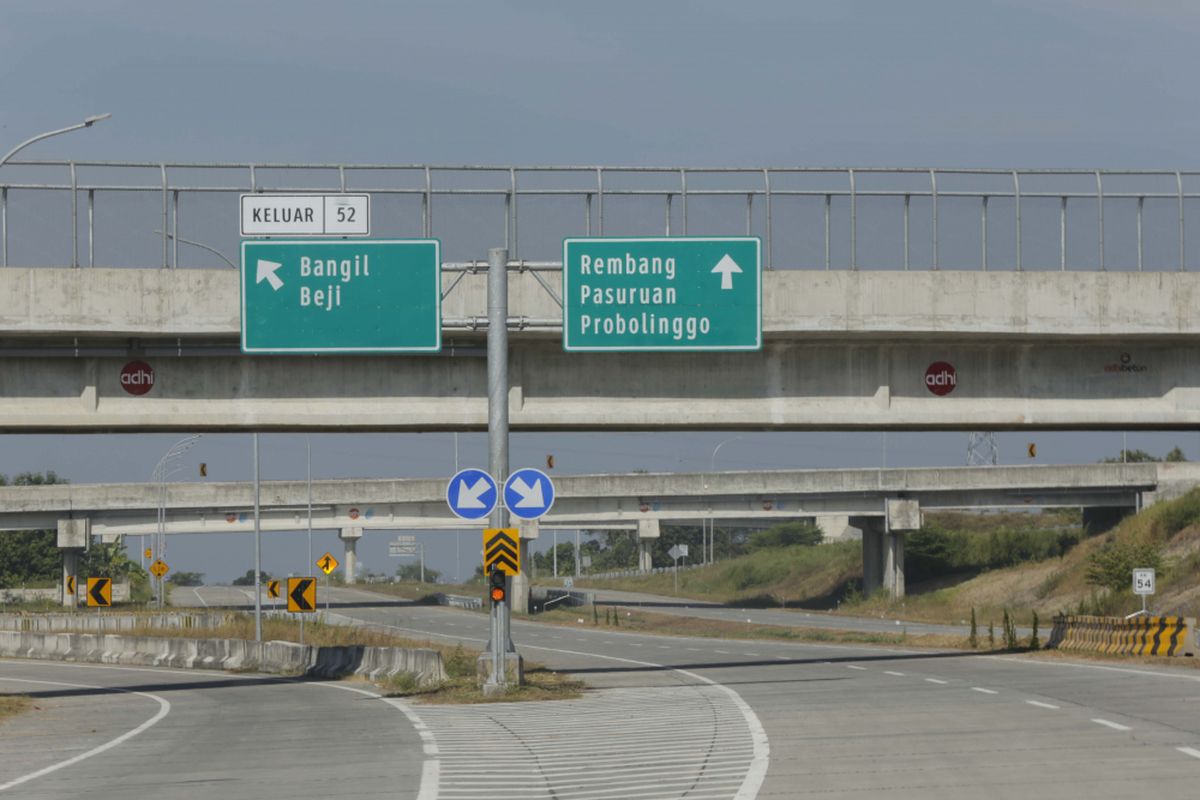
562,237 -> 761,352
240,239 -> 440,354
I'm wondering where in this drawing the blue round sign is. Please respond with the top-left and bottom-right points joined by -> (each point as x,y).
446,468 -> 498,520
503,467 -> 555,521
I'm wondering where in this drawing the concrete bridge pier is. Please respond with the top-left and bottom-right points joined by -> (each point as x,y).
512,520 -> 538,614
815,514 -> 854,542
637,518 -> 660,573
57,518 -> 89,607
857,500 -> 921,600
339,527 -> 362,584
857,518 -> 885,597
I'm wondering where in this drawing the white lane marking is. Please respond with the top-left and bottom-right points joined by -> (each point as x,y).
744,653 -> 759,657
1026,700 -> 1060,710
322,612 -> 770,800
884,671 -> 905,677
925,678 -> 949,685
988,654 -> 1200,683
972,687 -> 999,695
715,649 -> 731,654
846,665 -> 867,670
0,676 -> 171,793
191,586 -> 209,608
1177,747 -> 1200,760
315,682 -> 438,800
1092,718 -> 1132,732
775,655 -> 789,660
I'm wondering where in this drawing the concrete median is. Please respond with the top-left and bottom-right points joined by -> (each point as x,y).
0,630 -> 446,686
1048,615 -> 1196,657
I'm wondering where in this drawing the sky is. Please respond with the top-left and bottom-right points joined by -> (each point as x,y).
3,1 -> 1200,582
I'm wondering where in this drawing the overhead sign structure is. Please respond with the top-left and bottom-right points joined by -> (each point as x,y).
447,468 -> 498,520
563,237 -> 761,352
287,577 -> 317,613
87,577 -> 112,608
149,559 -> 170,579
483,528 -> 520,576
317,552 -> 339,575
1133,568 -> 1156,596
389,542 -> 418,557
241,194 -> 370,237
503,468 -> 555,521
266,580 -> 281,599
240,239 -> 441,354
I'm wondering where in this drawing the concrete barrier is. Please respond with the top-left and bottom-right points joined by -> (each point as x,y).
0,611 -> 233,633
1048,615 -> 1196,657
0,631 -> 447,686
0,583 -> 132,604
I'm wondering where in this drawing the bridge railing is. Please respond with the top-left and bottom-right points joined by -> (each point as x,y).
1,162 -> 1196,272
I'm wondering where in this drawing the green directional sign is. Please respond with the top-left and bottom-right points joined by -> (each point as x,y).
240,239 -> 440,353
562,237 -> 761,352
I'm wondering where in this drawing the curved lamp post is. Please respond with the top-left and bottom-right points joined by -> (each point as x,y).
0,114 -> 111,168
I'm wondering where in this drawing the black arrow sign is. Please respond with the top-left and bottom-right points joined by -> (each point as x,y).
290,579 -> 314,611
89,578 -> 111,606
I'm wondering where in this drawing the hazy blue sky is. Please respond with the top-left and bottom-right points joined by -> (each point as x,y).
2,1 -> 1198,581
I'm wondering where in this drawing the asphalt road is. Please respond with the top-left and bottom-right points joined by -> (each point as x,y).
8,584 -> 1197,798
0,658 -> 426,799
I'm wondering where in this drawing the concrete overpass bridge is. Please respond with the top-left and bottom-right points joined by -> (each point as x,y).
7,462 -> 1195,606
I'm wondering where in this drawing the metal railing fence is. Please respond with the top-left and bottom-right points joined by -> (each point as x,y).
1,161 -> 1196,271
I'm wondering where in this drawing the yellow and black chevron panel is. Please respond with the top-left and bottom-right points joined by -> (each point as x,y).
1049,615 -> 1193,657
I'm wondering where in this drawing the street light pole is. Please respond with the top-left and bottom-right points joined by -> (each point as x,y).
707,436 -> 746,565
0,114 -> 111,168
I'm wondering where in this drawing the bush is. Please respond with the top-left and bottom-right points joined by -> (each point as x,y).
747,522 -> 823,550
1154,489 -> 1200,537
1085,541 -> 1163,593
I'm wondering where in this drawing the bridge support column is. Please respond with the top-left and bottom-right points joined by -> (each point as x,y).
815,514 -> 853,542
882,499 -> 920,600
637,518 -> 660,573
512,520 -> 538,614
57,519 -> 89,608
339,527 -> 363,584
856,518 -> 885,597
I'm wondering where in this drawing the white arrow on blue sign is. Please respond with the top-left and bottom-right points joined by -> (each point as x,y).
446,468 -> 498,520
503,468 -> 556,521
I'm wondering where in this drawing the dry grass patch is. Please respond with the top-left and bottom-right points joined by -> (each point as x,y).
0,694 -> 32,721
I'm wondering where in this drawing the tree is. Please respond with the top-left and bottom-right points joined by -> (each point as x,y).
1085,540 -> 1163,593
1102,447 -> 1187,464
748,521 -> 823,550
167,571 -> 204,586
395,563 -> 441,583
231,569 -> 271,586
0,471 -> 68,589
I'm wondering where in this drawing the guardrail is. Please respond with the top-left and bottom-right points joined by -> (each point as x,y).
1,162 -> 1196,272
577,563 -> 706,581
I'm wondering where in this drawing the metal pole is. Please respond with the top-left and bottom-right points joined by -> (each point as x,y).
454,432 -> 460,583
575,529 -> 581,579
253,432 -> 262,643
553,530 -> 558,578
306,437 -> 312,574
420,543 -> 425,585
487,246 -> 511,685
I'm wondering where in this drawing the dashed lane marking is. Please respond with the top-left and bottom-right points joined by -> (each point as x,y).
972,687 -> 999,695
846,665 -> 867,671
1092,718 -> 1132,732
925,678 -> 949,685
1026,700 -> 1060,710
884,671 -> 905,677
1177,747 -> 1200,760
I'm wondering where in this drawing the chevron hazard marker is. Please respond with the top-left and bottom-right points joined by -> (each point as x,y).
288,577 -> 316,613
483,528 -> 521,577
267,579 -> 281,599
87,577 -> 112,607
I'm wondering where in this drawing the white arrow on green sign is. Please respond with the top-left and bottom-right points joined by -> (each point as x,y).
562,237 -> 761,351
240,239 -> 441,354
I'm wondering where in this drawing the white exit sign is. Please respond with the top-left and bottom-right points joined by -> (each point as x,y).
241,194 -> 370,237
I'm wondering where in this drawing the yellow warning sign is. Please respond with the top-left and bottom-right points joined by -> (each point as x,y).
287,577 -> 316,613
65,575 -> 76,596
267,579 -> 281,599
86,577 -> 112,607
144,548 -> 153,560
150,559 -> 170,579
317,552 -> 339,575
483,528 -> 520,576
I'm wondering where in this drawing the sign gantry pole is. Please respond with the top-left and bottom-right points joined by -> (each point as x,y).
487,246 -> 510,689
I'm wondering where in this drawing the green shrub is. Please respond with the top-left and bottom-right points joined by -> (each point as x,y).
1085,541 -> 1163,593
1153,489 -> 1200,537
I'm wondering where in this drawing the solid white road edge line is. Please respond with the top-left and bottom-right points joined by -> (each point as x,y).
191,586 -> 209,608
322,612 -> 770,800
1177,747 -> 1200,760
314,682 -> 439,800
0,676 -> 171,793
